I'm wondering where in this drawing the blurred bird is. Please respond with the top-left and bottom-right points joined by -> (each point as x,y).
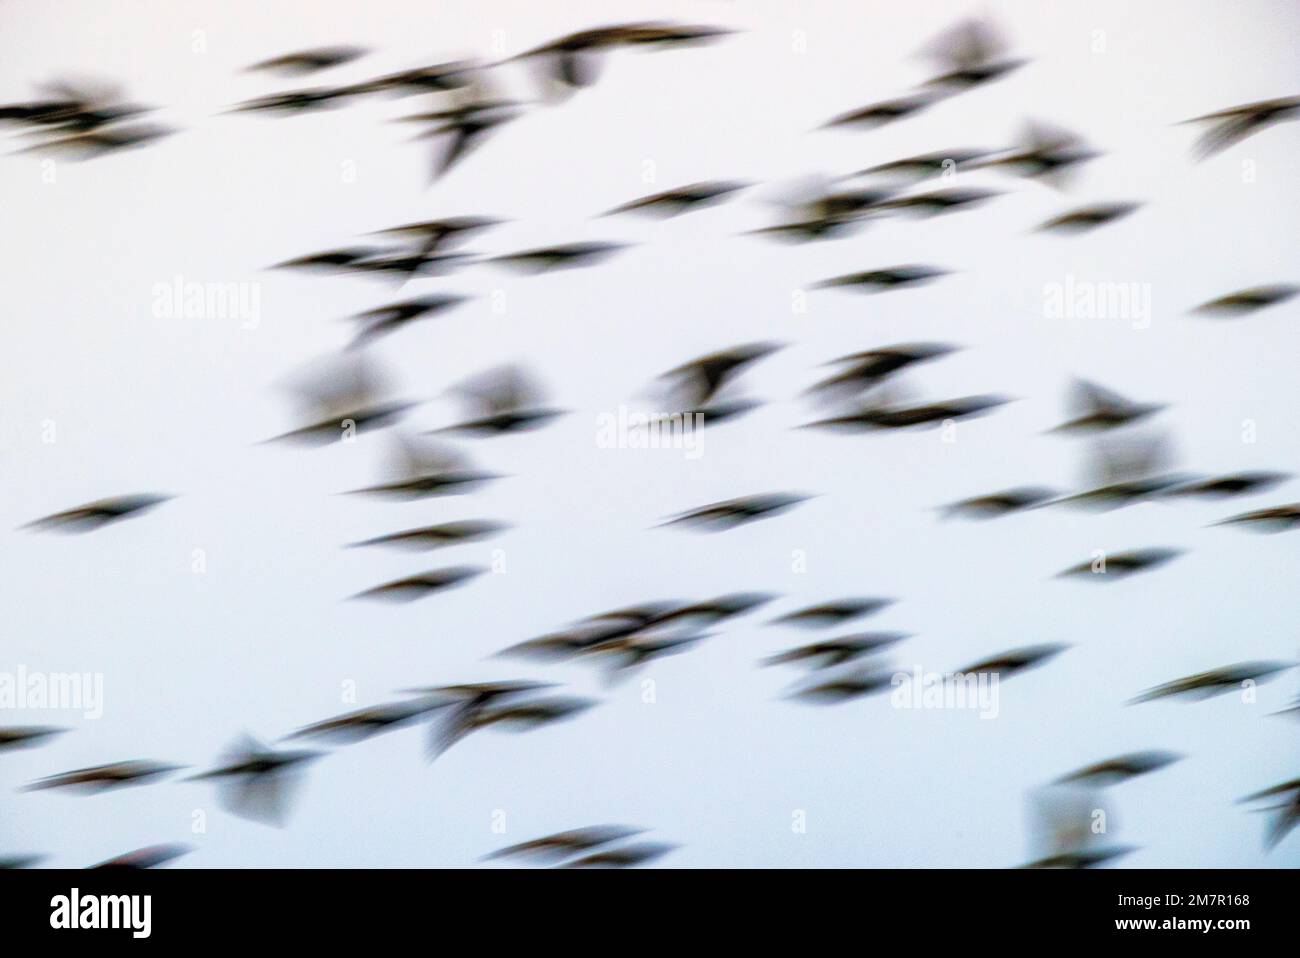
17,122 -> 173,159
875,187 -> 1001,217
1036,202 -> 1140,233
814,265 -> 949,293
1212,503 -> 1300,533
770,598 -> 894,629
351,566 -> 484,602
604,180 -> 748,218
269,355 -> 411,446
1193,284 -> 1298,317
805,394 -> 1009,431
425,691 -> 595,761
918,16 -> 1027,91
789,666 -> 896,704
854,149 -> 991,180
0,726 -> 66,753
1056,548 -> 1181,581
285,698 -> 446,744
22,494 -> 171,533
273,246 -> 383,274
561,841 -> 676,868
1181,96 -> 1300,159
346,435 -> 499,499
1055,751 -> 1182,787
0,855 -> 44,869
90,844 -> 192,869
654,341 -> 783,417
370,216 -> 503,256
434,364 -> 565,436
1127,661 -> 1293,704
822,91 -> 942,130
762,633 -> 908,669
1161,471 -> 1288,500
483,825 -> 645,862
806,343 -> 958,405
185,735 -> 320,827
348,519 -> 508,551
940,487 -> 1057,519
975,120 -> 1099,186
229,87 -> 357,115
489,241 -> 628,273
661,493 -> 812,531
24,761 -> 184,794
576,633 -> 709,684
507,22 -> 733,96
404,97 -> 522,180
1022,846 -> 1134,869
1,77 -> 149,133
958,644 -> 1068,679
751,177 -> 895,242
347,60 -> 480,97
347,294 -> 467,347
1054,434 -> 1185,511
246,46 -> 368,76
1239,778 -> 1300,850
1050,379 -> 1163,434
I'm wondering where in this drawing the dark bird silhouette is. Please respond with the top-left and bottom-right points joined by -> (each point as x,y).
268,355 -> 412,446
561,841 -> 676,868
24,761 -> 184,793
1238,778 -> 1300,850
351,566 -> 484,603
807,343 -> 957,405
344,250 -> 473,284
229,86 -> 358,116
1036,202 -> 1140,233
770,598 -> 894,630
435,365 -> 564,436
1128,662 -> 1294,705
975,120 -> 1100,186
0,726 -> 67,753
370,216 -> 503,256
185,735 -> 321,827
605,180 -> 748,218
1,77 -> 147,132
422,689 -> 595,761
1052,434 -> 1185,511
489,241 -> 628,273
789,667 -> 896,704
405,98 -> 522,180
805,394 -> 1009,431
285,698 -> 446,744
661,492 -> 812,532
1022,846 -> 1134,869
750,178 -> 896,242
649,593 -> 776,630
855,149 -> 991,180
1050,379 -> 1163,434
918,16 -> 1027,91
346,435 -> 499,499
273,246 -> 384,274
576,633 -> 709,684
655,341 -> 783,414
90,844 -> 192,869
347,60 -> 480,97
875,186 -> 1000,217
813,265 -> 949,293
22,494 -> 171,533
957,644 -> 1068,679
17,123 -> 173,159
507,22 -> 732,96
1192,284 -> 1298,317
347,294 -> 467,346
1213,503 -> 1300,532
940,486 -> 1057,519
1056,751 -> 1182,787
348,519 -> 508,551
0,855 -> 45,869
1181,96 -> 1300,159
763,632 -> 908,669
1161,471 -> 1288,500
484,825 -> 644,863
1057,548 -> 1181,581
822,91 -> 942,130
246,46 -> 368,76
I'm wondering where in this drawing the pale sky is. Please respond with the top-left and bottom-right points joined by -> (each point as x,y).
1,0 -> 1297,867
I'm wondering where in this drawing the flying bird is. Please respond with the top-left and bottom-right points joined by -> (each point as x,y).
24,761 -> 184,793
268,355 -> 411,446
1161,471 -> 1288,500
1036,202 -> 1140,233
246,46 -> 368,76
1128,662 -> 1293,704
813,265 -> 949,293
1050,379 -> 1163,434
22,494 -> 171,533
348,519 -> 509,551
1212,503 -> 1300,532
285,698 -> 446,744
185,735 -> 321,827
788,667 -> 896,704
90,844 -> 192,869
0,726 -> 67,753
604,180 -> 748,218
483,825 -> 645,863
347,294 -> 467,347
940,487 -> 1057,519
957,644 -> 1068,679
762,633 -> 909,670
1181,95 -> 1300,159
1192,284 -> 1297,317
435,365 -> 565,436
769,598 -> 894,630
1055,751 -> 1182,787
1056,548 -> 1182,581
1238,778 -> 1300,850
561,841 -> 677,868
346,435 -> 499,499
489,241 -> 628,273
918,16 -> 1027,91
660,492 -> 812,532
806,343 -> 958,405
351,566 -> 484,603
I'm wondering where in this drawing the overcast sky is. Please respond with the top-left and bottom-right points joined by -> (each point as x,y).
2,0 -> 1298,867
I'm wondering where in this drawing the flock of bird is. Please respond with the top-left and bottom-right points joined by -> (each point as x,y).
3,13 -> 1298,869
